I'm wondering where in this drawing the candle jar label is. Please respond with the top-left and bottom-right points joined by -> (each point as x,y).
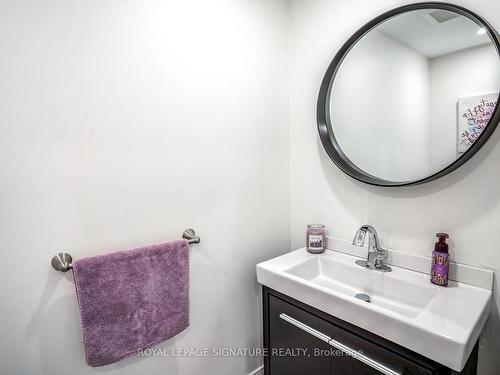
308,235 -> 324,250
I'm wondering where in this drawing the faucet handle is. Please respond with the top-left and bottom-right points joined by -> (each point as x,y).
377,247 -> 388,259
374,249 -> 391,271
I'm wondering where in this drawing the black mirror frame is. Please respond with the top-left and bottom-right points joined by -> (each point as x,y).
317,2 -> 500,187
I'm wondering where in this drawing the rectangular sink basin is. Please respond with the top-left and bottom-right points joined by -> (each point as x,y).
257,248 -> 492,372
285,257 -> 438,318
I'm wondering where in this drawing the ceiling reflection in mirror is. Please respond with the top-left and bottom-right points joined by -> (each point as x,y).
328,8 -> 500,183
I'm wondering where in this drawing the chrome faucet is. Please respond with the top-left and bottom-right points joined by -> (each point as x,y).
352,225 -> 391,272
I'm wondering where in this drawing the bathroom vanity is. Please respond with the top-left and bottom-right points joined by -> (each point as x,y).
263,287 -> 478,375
257,247 -> 492,375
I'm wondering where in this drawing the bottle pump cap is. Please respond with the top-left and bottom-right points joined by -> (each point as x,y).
435,233 -> 449,253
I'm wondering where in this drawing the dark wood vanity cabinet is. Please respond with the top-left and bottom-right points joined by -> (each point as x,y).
263,287 -> 478,375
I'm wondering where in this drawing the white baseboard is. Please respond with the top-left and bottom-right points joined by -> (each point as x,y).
247,365 -> 263,375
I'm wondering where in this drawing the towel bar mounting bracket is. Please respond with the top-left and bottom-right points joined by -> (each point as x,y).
51,252 -> 73,272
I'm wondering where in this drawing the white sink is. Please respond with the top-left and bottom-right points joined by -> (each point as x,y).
257,248 -> 492,372
285,256 -> 438,318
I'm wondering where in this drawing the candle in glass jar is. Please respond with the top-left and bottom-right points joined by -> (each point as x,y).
306,224 -> 325,253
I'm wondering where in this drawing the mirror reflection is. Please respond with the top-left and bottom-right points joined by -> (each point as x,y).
330,9 -> 500,182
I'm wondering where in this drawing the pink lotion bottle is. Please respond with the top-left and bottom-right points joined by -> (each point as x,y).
431,233 -> 450,286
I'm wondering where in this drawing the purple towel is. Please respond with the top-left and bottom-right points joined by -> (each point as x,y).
72,239 -> 189,367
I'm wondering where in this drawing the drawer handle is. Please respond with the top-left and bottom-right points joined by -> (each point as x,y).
279,313 -> 402,375
328,336 -> 401,375
279,313 -> 331,343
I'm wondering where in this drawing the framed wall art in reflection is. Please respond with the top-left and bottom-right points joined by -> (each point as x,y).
458,93 -> 498,153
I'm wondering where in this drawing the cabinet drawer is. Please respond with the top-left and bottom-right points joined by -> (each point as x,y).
317,319 -> 435,375
268,293 -> 436,375
269,295 -> 331,375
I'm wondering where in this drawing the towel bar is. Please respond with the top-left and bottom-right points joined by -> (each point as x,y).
50,228 -> 201,272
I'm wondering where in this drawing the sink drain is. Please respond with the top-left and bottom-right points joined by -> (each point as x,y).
355,293 -> 371,303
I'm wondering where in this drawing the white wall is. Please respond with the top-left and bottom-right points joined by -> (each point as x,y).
0,1 -> 289,374
429,43 -> 500,171
289,1 -> 500,374
2,1 -> 500,374
331,30 -> 429,181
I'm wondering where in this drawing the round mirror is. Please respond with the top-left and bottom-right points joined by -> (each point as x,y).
317,3 -> 500,186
